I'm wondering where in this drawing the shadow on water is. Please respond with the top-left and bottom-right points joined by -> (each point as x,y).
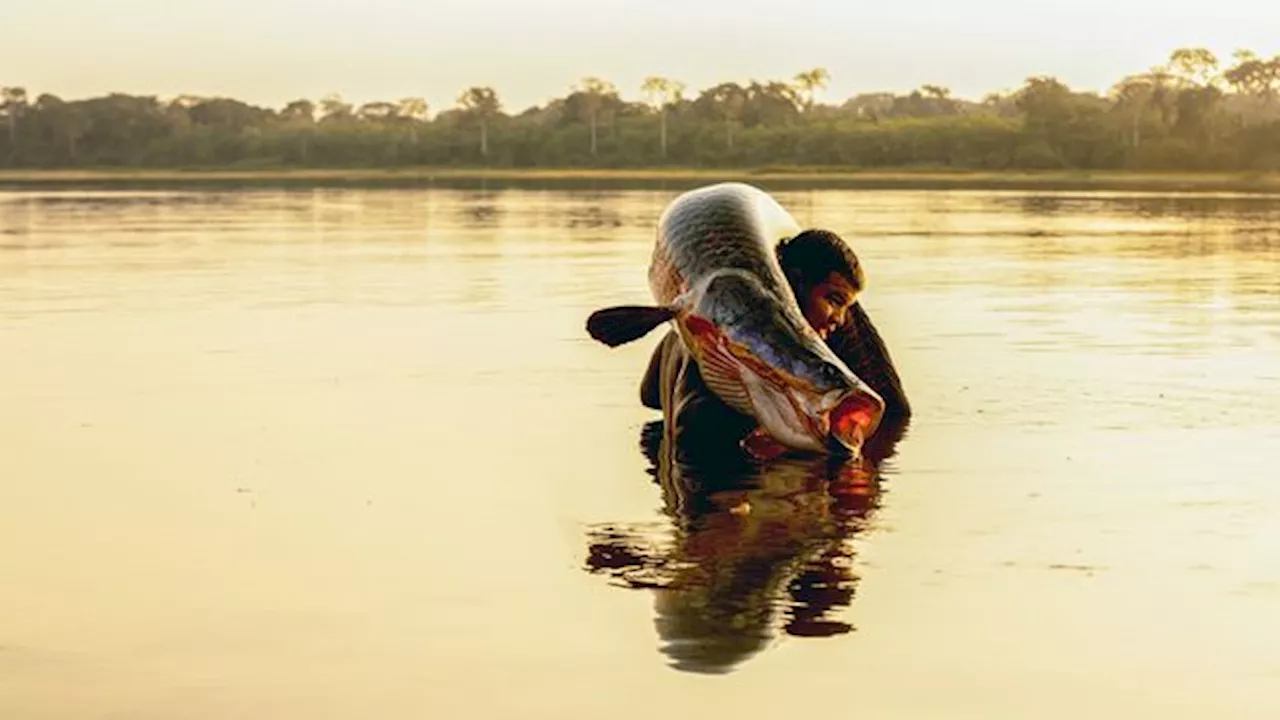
584,418 -> 908,675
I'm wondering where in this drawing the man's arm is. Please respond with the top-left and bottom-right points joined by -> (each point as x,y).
639,333 -> 668,410
829,302 -> 911,421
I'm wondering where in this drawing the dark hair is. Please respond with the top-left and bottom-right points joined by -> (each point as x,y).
775,229 -> 865,295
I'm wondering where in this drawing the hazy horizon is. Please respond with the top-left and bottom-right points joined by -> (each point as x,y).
7,0 -> 1280,111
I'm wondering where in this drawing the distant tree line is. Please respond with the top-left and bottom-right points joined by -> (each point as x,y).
2,48 -> 1279,171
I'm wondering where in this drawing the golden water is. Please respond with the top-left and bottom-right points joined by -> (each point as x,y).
2,187 -> 1278,718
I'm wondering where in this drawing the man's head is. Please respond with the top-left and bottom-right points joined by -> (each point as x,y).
776,230 -> 865,340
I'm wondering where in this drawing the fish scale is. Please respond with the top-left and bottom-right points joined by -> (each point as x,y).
649,185 -> 798,308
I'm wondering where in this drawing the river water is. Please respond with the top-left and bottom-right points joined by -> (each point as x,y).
2,185 -> 1278,719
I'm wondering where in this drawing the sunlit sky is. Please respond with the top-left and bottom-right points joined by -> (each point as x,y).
8,0 -> 1278,112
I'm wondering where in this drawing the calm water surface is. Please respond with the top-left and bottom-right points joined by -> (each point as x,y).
2,186 -> 1278,718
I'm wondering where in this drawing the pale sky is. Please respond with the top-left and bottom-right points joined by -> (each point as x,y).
7,0 -> 1278,113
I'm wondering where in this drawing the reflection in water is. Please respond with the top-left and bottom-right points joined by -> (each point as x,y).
563,201 -> 625,231
1017,194 -> 1068,216
585,419 -> 908,674
455,191 -> 503,228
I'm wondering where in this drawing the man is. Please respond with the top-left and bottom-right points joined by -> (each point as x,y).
638,229 -> 910,461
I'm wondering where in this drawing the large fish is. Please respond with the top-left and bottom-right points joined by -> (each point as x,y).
586,182 -> 885,456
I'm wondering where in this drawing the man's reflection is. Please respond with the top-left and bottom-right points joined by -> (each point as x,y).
584,416 -> 907,674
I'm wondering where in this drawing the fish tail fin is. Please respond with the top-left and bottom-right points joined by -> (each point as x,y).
585,305 -> 676,347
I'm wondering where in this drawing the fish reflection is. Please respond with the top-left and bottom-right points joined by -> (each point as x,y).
584,418 -> 907,674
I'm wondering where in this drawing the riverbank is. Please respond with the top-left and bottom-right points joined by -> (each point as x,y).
2,167 -> 1279,193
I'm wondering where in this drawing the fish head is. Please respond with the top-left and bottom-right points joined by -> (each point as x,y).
677,270 -> 885,457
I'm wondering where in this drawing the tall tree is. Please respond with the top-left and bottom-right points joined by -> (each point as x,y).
397,97 -> 429,145
33,94 -> 86,163
1114,68 -> 1180,130
2,86 -> 28,145
1112,75 -> 1157,150
793,68 -> 831,110
741,81 -> 801,126
1174,86 -> 1225,148
1224,51 -> 1280,104
457,87 -> 501,157
280,99 -> 316,163
397,97 -> 428,121
318,94 -> 354,123
575,77 -> 617,157
281,99 -> 316,122
699,83 -> 748,150
641,76 -> 684,159
1169,48 -> 1221,88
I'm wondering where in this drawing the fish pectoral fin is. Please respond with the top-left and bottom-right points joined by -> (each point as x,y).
699,341 -> 754,417
741,427 -> 790,462
585,305 -> 677,348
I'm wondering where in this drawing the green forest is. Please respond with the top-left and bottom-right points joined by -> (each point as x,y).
2,48 -> 1278,172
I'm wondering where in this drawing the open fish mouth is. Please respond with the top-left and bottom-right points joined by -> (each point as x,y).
826,391 -> 883,453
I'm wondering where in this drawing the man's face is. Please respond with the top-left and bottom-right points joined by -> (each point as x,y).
803,271 -> 858,340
